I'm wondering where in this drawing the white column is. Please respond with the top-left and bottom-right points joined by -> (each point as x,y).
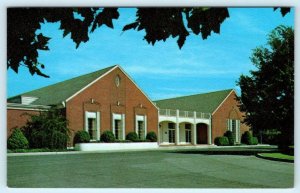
96,112 -> 100,140
84,111 -> 88,132
122,114 -> 125,140
175,110 -> 180,145
192,111 -> 197,145
208,114 -> 212,144
144,116 -> 147,139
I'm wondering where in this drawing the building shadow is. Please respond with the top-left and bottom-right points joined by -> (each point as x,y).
166,147 -> 279,156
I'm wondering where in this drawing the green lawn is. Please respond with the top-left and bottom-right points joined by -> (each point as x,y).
7,147 -> 294,188
258,153 -> 294,161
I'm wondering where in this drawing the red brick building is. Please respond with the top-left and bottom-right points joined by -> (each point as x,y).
154,89 -> 249,145
7,65 -> 158,145
7,65 -> 249,147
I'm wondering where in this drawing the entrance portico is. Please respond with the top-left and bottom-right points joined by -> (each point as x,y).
158,109 -> 211,145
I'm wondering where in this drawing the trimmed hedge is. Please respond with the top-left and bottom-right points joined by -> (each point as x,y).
241,131 -> 258,145
250,137 -> 258,145
7,128 -> 29,150
74,130 -> 90,144
224,130 -> 234,145
241,131 -> 252,145
100,131 -> 115,142
146,131 -> 157,142
214,136 -> 229,146
126,132 -> 138,142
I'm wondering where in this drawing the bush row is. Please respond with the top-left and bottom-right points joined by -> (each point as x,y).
241,131 -> 258,145
73,130 -> 157,144
214,130 -> 258,146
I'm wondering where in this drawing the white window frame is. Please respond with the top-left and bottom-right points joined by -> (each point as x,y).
85,111 -> 100,141
135,115 -> 147,139
227,119 -> 241,143
112,113 -> 125,140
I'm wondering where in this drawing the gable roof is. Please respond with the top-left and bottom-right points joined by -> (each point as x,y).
8,65 -> 117,106
154,89 -> 234,114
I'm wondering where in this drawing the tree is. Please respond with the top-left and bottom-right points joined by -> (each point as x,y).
7,7 -> 290,78
22,107 -> 70,149
237,25 -> 294,147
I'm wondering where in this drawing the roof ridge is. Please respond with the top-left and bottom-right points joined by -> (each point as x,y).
154,89 -> 233,102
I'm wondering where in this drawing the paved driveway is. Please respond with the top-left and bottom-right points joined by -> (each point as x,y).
7,148 -> 294,188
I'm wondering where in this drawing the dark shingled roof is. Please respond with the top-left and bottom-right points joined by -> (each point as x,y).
154,89 -> 233,113
8,65 -> 116,106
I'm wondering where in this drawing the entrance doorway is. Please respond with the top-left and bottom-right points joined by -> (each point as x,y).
197,123 -> 208,144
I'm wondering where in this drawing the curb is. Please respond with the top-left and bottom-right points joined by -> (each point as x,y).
256,153 -> 294,163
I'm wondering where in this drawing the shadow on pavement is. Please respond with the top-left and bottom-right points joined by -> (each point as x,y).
167,147 -> 279,156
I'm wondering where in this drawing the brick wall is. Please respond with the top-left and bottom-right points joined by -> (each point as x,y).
211,91 -> 250,142
7,109 -> 40,137
66,67 -> 158,144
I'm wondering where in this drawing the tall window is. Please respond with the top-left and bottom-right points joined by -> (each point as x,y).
114,119 -> 122,140
136,115 -> 146,140
228,119 -> 240,143
138,120 -> 145,139
85,111 -> 100,141
113,113 -> 125,140
185,123 -> 191,143
88,118 -> 97,140
168,123 -> 175,143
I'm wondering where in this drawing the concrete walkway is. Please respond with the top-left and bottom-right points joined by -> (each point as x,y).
7,144 -> 275,156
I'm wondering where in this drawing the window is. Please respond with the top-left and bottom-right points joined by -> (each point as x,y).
88,118 -> 97,140
114,119 -> 122,140
136,115 -> 147,139
168,123 -> 175,129
185,123 -> 191,143
228,119 -> 240,143
137,120 -> 145,139
112,113 -> 125,140
168,122 -> 175,143
85,111 -> 100,141
169,129 -> 175,143
115,75 -> 120,87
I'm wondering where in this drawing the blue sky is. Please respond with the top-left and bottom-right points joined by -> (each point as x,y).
7,8 -> 294,100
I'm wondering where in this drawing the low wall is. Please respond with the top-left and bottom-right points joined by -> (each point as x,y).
75,142 -> 159,151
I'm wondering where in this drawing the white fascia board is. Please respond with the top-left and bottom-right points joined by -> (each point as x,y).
65,65 -> 118,103
117,65 -> 159,110
212,89 -> 235,116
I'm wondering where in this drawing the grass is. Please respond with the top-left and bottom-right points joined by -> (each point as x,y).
7,147 -> 294,188
257,152 -> 294,162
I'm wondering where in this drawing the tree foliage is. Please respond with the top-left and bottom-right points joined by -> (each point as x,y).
7,128 -> 29,149
7,7 -> 290,78
22,108 -> 70,149
237,25 -> 294,146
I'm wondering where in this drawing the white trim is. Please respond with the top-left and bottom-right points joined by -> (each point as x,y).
7,107 -> 48,111
96,112 -> 100,140
65,65 -> 118,102
212,89 -> 235,115
112,113 -> 125,140
117,65 -> 159,110
85,111 -> 100,140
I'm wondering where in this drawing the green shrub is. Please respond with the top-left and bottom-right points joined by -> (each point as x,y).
74,130 -> 90,145
250,137 -> 258,145
100,131 -> 115,142
146,131 -> 157,142
224,130 -> 234,145
7,128 -> 29,150
214,136 -> 229,146
241,131 -> 252,145
126,132 -> 138,141
23,108 -> 69,149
